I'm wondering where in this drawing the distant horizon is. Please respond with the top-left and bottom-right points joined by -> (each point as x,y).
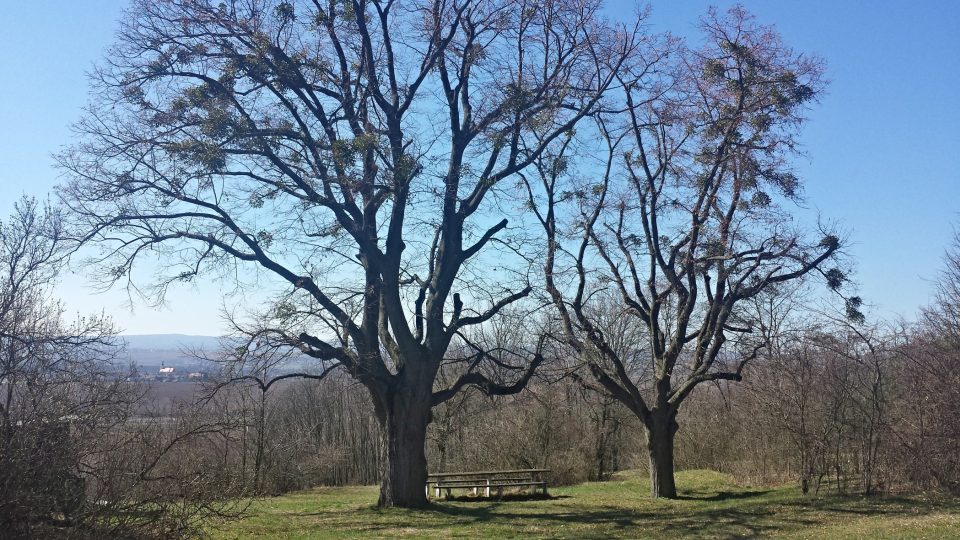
120,333 -> 221,337
118,334 -> 225,350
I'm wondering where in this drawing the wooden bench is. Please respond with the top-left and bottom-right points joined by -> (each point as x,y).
426,469 -> 550,499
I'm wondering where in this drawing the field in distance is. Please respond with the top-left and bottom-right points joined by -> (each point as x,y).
210,470 -> 960,539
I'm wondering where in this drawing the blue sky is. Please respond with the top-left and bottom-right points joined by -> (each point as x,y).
1,1 -> 958,335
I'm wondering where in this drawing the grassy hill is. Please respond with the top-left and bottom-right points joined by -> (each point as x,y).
209,470 -> 960,539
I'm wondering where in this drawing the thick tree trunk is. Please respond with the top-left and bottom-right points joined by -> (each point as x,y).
377,376 -> 433,508
646,411 -> 679,498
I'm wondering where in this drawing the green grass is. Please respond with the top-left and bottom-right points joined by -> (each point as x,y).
210,470 -> 960,539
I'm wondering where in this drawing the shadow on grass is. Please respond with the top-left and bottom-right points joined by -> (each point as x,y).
277,483 -> 960,539
422,501 -> 815,538
675,489 -> 772,502
782,492 -> 960,516
412,489 -> 959,539
437,493 -> 571,504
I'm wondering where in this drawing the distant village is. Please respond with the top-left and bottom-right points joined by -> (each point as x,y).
112,337 -> 311,384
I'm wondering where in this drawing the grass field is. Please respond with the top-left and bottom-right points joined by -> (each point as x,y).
210,470 -> 960,539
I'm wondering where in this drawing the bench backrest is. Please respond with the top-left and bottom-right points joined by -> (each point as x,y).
427,469 -> 550,483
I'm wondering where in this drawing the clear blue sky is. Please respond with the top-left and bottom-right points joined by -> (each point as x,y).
1,1 -> 958,335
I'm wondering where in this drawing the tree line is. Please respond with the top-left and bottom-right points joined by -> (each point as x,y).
3,196 -> 960,536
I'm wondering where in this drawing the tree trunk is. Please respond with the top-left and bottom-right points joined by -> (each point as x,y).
646,411 -> 678,498
593,400 -> 610,481
377,377 -> 433,508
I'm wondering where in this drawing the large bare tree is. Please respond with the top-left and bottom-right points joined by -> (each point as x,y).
60,0 -> 640,506
528,7 -> 854,498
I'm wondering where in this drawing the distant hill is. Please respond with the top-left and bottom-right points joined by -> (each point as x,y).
117,334 -> 310,371
121,334 -> 224,351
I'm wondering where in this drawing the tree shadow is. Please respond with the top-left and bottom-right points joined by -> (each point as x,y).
422,502 -> 810,538
437,493 -> 571,504
417,489 -> 957,539
285,485 -> 960,539
675,489 -> 772,501
781,493 -> 960,515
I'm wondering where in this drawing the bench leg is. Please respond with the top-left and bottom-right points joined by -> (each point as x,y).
435,486 -> 440,498
485,480 -> 490,498
445,487 -> 451,500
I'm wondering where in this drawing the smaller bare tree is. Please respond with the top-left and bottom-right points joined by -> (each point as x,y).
529,7 -> 856,498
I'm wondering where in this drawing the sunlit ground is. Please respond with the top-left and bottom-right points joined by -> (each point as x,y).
210,470 -> 960,539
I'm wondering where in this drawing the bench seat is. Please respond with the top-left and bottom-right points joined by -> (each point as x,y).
434,477 -> 531,485
433,480 -> 547,498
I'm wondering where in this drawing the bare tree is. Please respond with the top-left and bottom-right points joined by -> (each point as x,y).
893,229 -> 960,494
0,198 -> 250,537
0,198 -> 124,534
60,0 -> 641,507
529,7 -> 853,497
